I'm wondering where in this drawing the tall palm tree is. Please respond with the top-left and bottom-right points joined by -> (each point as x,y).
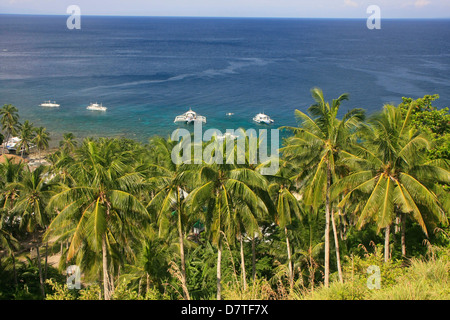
0,155 -> 26,213
0,104 -> 19,155
17,120 -> 35,158
45,138 -> 150,300
186,138 -> 268,300
59,132 -> 77,154
146,136 -> 192,300
335,103 -> 449,261
268,177 -> 302,291
33,126 -> 50,161
10,166 -> 54,297
0,208 -> 20,288
281,87 -> 365,287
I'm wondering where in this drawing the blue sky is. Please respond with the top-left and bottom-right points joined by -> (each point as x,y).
1,0 -> 449,18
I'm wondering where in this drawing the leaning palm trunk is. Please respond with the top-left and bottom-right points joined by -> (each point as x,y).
324,163 -> 331,287
177,205 -> 190,300
401,213 -> 406,258
384,225 -> 390,262
239,233 -> 247,291
284,227 -> 294,291
2,133 -> 10,155
251,236 -> 256,282
44,241 -> 49,280
331,209 -> 343,283
102,235 -> 111,300
36,245 -> 45,297
217,241 -> 222,300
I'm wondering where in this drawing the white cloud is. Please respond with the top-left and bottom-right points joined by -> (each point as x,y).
344,0 -> 359,7
415,0 -> 431,7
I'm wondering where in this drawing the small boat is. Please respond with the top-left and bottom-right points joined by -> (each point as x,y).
40,101 -> 60,108
174,108 -> 206,124
6,137 -> 21,152
253,113 -> 274,124
87,102 -> 107,111
226,112 -> 234,116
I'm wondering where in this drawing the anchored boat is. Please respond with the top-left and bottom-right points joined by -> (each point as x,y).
253,113 -> 274,124
39,101 -> 60,107
87,102 -> 107,111
174,108 -> 206,124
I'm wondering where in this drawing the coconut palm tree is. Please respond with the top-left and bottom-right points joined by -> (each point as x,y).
10,166 -> 54,297
17,120 -> 35,158
33,126 -> 50,162
186,138 -> 268,300
335,103 -> 449,261
45,138 -> 150,300
146,136 -> 192,300
268,177 -> 302,291
0,104 -> 19,155
59,132 -> 77,154
280,87 -> 365,287
0,155 -> 26,213
0,209 -> 20,288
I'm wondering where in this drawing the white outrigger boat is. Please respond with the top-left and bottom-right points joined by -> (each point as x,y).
253,113 -> 274,124
174,108 -> 206,124
39,100 -> 60,108
5,137 -> 21,152
87,102 -> 107,111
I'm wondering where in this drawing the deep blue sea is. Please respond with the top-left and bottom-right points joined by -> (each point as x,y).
0,15 -> 449,146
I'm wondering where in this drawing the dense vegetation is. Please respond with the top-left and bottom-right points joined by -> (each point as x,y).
0,90 -> 449,300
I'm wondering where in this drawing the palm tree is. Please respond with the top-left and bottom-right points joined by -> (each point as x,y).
33,126 -> 50,162
186,138 -> 268,300
281,87 -> 365,287
17,120 -> 35,158
335,103 -> 449,261
268,178 -> 302,291
59,132 -> 77,154
0,209 -> 20,288
0,155 -> 26,213
45,138 -> 150,300
0,104 -> 19,155
146,136 -> 191,300
10,166 -> 54,297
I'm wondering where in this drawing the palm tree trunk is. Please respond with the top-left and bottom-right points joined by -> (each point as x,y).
177,188 -> 190,300
102,234 -> 111,300
44,241 -> 48,280
284,226 -> 294,291
2,133 -> 9,155
324,163 -> 331,287
177,210 -> 190,300
146,272 -> 150,295
12,252 -> 18,288
239,233 -> 247,291
36,245 -> 45,297
331,209 -> 343,283
384,225 -> 390,263
401,213 -> 406,258
217,240 -> 222,300
252,236 -> 256,282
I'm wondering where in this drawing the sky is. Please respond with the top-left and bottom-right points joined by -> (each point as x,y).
0,0 -> 449,18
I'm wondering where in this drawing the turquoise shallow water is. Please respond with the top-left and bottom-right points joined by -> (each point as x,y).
0,15 -> 449,146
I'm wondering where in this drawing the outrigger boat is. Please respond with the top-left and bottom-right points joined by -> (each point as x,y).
174,108 -> 206,124
39,101 -> 60,107
87,102 -> 107,111
253,113 -> 274,124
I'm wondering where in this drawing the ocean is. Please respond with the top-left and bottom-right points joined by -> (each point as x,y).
0,15 -> 449,146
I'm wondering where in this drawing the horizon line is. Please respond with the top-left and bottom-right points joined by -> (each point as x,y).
1,13 -> 450,20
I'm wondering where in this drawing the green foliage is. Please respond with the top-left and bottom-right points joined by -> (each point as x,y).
400,94 -> 450,160
1,93 -> 449,301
